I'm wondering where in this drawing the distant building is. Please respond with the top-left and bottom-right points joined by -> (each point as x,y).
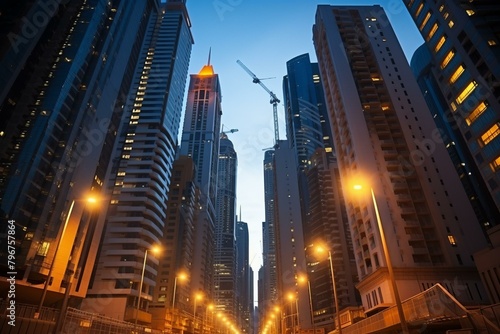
260,149 -> 278,318
214,133 -> 238,317
178,56 -> 222,302
150,156 -> 200,331
236,220 -> 252,334
283,53 -> 360,332
272,140 -> 312,332
313,4 -> 489,317
404,0 -> 500,229
82,0 -> 193,324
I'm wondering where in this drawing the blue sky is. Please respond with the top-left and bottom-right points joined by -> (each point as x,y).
184,0 -> 424,299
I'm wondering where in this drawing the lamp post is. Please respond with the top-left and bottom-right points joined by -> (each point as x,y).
193,292 -> 203,333
172,272 -> 187,308
354,185 -> 409,334
135,246 -> 160,325
287,293 -> 298,334
298,274 -> 315,334
315,245 -> 342,334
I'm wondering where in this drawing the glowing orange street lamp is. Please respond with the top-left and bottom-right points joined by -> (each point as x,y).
135,245 -> 160,325
353,184 -> 409,334
172,272 -> 187,308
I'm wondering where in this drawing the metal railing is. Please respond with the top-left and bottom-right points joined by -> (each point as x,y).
336,283 -> 500,334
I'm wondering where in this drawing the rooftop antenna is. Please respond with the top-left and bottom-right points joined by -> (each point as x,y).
207,47 -> 211,66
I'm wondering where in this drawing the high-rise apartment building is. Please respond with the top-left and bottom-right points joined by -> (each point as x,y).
178,58 -> 222,299
0,0 -> 156,307
404,0 -> 500,228
313,5 -> 489,317
82,1 -> 193,324
214,133 -> 238,317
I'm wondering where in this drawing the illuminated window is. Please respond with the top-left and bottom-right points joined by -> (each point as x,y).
490,156 -> 500,171
480,123 -> 500,146
456,81 -> 477,104
447,235 -> 457,246
448,20 -> 454,28
465,102 -> 487,125
449,65 -> 465,84
117,171 -> 126,176
419,12 -> 431,30
37,242 -> 50,256
439,5 -> 444,12
488,40 -> 497,46
427,23 -> 438,41
416,3 -> 424,16
440,50 -> 455,69
466,9 -> 475,16
443,12 -> 449,20
434,35 -> 446,52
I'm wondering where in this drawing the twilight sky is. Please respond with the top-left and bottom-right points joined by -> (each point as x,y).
184,0 -> 424,301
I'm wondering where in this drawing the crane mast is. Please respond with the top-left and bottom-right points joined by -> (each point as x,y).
236,60 -> 280,144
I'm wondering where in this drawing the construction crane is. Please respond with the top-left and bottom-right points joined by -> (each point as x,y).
236,60 -> 280,144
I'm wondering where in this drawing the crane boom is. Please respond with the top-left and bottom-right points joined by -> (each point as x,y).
237,60 -> 280,143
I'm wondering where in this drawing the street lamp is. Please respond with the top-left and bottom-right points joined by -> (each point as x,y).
135,245 -> 160,325
172,272 -> 187,308
193,292 -> 203,333
287,293 -> 299,334
315,245 -> 342,334
353,184 -> 409,334
37,196 -> 98,317
298,273 -> 315,334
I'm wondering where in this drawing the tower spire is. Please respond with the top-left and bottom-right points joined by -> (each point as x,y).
208,47 -> 211,66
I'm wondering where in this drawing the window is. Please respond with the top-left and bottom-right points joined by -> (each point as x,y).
456,81 -> 478,104
416,3 -> 424,16
419,12 -> 431,30
37,242 -> 50,256
427,23 -> 438,41
440,50 -> 455,69
466,9 -> 475,16
449,65 -> 465,84
480,123 -> 500,146
490,156 -> 500,171
435,35 -> 446,52
466,102 -> 487,125
448,20 -> 454,28
448,235 -> 457,246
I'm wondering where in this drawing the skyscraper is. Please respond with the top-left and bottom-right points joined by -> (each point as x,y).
178,56 -> 222,298
313,5 -> 489,318
272,140 -> 312,332
236,220 -> 252,334
411,44 -> 500,234
283,53 -> 359,332
150,156 -> 200,331
0,0 -> 158,308
82,1 -> 193,324
214,133 -> 238,317
403,0 -> 500,228
260,149 -> 278,319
